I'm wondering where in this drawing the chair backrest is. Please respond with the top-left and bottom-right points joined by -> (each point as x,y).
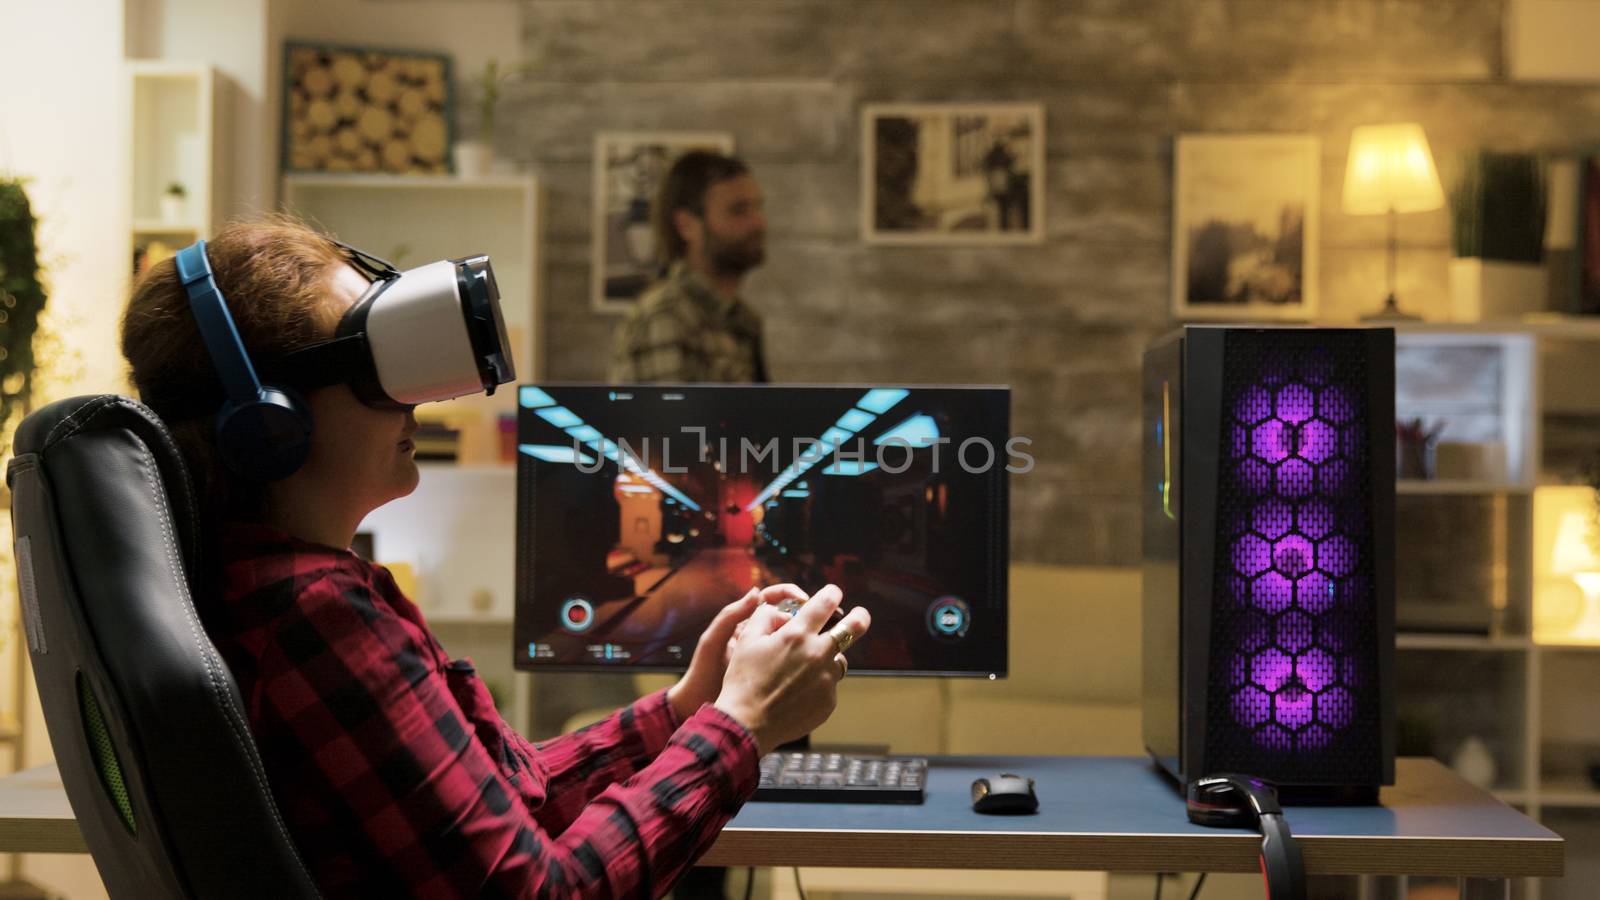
7,395 -> 319,899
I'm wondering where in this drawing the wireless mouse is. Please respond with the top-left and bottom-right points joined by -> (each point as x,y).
971,774 -> 1038,814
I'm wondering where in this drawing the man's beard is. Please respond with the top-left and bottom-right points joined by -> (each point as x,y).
706,232 -> 765,276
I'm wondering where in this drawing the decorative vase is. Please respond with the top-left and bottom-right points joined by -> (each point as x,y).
1450,735 -> 1498,790
453,140 -> 493,178
159,194 -> 186,223
1447,258 -> 1548,322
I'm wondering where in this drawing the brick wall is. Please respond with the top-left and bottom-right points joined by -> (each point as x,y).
488,0 -> 1600,566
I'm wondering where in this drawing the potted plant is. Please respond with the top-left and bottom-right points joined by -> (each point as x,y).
454,58 -> 530,177
1448,151 -> 1548,321
1,178 -> 48,802
1,177 -> 49,465
161,181 -> 187,223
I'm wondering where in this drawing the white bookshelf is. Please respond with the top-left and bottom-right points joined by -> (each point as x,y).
1396,480 -> 1535,496
1387,323 -> 1600,899
129,61 -> 225,275
1395,633 -> 1533,651
1394,316 -> 1600,341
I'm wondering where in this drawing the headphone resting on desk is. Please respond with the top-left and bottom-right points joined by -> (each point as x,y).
1185,774 -> 1306,900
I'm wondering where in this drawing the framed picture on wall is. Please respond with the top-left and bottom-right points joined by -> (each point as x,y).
281,42 -> 453,175
592,131 -> 736,313
1172,134 -> 1320,320
862,103 -> 1045,245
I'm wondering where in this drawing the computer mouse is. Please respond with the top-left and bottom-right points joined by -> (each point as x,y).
971,774 -> 1038,814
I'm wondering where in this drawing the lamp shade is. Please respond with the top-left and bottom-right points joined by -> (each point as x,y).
1550,509 -> 1600,576
1342,123 -> 1445,216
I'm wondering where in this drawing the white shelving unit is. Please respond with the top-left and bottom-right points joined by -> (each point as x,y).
1395,633 -> 1533,651
1386,322 -> 1600,899
129,61 -> 225,275
1395,480 -> 1535,495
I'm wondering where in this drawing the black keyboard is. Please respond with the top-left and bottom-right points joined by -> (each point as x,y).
753,752 -> 928,804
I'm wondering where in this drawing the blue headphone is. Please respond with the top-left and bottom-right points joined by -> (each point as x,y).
174,240 -> 315,481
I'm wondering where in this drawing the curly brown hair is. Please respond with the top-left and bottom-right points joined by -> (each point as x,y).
121,215 -> 347,524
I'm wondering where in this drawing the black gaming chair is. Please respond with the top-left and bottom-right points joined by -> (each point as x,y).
6,396 -> 319,899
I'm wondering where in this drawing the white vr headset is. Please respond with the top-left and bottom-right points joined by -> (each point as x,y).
155,239 -> 515,479
282,242 -> 516,408
156,240 -> 515,419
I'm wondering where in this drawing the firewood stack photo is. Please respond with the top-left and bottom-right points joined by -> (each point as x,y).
283,44 -> 451,174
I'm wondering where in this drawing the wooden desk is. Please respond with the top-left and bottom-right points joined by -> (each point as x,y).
2,757 -> 1563,895
0,765 -> 85,854
700,756 -> 1563,897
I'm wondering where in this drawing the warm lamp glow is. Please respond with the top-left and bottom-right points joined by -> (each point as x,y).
1550,510 -> 1600,576
1341,123 -> 1445,216
1543,505 -> 1600,644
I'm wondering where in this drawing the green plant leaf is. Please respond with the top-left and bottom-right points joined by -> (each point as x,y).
0,176 -> 49,457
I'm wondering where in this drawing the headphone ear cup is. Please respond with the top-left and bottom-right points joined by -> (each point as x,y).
215,387 -> 314,481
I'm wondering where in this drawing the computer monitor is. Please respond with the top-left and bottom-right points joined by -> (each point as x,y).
513,384 -> 1011,677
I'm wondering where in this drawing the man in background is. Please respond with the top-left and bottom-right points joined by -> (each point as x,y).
610,150 -> 769,383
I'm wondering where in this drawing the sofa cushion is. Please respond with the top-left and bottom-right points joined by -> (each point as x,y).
946,698 -> 1143,756
949,564 -> 1142,707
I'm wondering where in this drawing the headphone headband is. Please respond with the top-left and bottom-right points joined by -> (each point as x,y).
174,241 -> 266,408
171,240 -> 313,481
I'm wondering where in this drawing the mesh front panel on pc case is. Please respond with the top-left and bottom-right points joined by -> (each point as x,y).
513,384 -> 1010,677
1143,327 -> 1395,799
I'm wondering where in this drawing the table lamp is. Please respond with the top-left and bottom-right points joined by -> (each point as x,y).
1549,509 -> 1600,643
1342,123 -> 1445,321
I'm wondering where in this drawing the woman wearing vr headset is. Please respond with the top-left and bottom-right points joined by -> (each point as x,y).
121,216 -> 870,899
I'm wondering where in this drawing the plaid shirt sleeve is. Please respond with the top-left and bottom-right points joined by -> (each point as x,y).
254,567 -> 760,899
497,688 -> 684,837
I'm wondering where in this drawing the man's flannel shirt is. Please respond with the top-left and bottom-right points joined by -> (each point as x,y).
609,263 -> 767,384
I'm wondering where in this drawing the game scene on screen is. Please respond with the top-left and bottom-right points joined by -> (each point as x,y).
513,385 -> 1010,676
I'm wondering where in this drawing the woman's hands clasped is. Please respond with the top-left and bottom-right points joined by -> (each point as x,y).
667,583 -> 807,721
713,585 -> 871,755
666,584 -> 872,755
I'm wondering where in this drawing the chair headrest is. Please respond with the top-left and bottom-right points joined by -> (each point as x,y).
10,394 -> 202,583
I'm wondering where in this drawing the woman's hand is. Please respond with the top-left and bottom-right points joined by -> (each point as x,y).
667,583 -> 809,721
714,584 -> 872,755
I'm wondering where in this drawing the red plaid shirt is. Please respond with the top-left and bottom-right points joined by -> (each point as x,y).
206,523 -> 759,899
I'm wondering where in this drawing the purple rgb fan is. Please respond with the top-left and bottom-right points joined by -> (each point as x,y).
1218,343 -> 1372,757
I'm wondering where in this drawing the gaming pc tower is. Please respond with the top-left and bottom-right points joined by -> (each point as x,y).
1142,326 -> 1395,802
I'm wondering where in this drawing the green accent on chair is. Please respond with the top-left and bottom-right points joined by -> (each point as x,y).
77,671 -> 136,835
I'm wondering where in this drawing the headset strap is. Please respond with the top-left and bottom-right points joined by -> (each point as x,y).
142,334 -> 387,421
332,239 -> 400,283
175,241 -> 264,408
